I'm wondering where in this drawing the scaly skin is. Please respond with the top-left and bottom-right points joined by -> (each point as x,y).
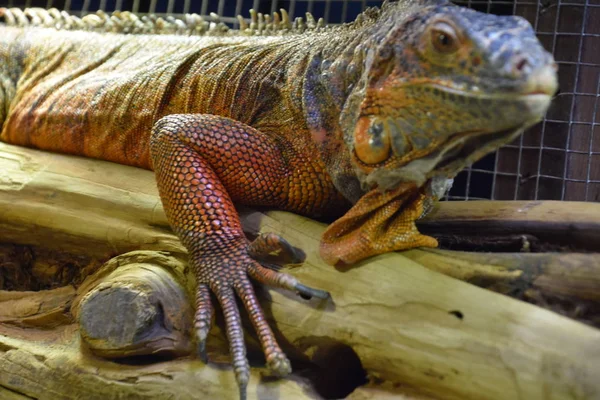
0,1 -> 558,398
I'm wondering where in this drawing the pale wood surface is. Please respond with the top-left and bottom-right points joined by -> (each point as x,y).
0,142 -> 599,400
0,325 -> 321,400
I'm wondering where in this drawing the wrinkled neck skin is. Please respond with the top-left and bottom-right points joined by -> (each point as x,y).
302,3 -> 447,205
303,15 -> 440,205
302,23 -> 381,204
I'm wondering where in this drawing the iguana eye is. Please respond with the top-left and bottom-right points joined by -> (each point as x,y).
354,117 -> 391,165
431,21 -> 459,54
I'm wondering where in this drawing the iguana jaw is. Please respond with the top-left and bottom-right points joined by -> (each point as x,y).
364,122 -> 527,191
352,89 -> 554,191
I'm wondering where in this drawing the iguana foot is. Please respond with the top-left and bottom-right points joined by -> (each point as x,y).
191,235 -> 328,395
320,183 -> 438,265
150,114 -> 331,399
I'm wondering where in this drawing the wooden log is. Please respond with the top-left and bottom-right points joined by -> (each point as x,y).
418,201 -> 600,252
1,142 -> 599,311
0,286 -> 74,327
0,325 -> 321,400
73,252 -> 194,359
0,142 -> 599,400
402,249 -> 600,326
0,142 -> 181,257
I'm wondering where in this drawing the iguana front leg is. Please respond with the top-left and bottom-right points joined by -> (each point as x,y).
320,183 -> 438,265
150,114 -> 328,398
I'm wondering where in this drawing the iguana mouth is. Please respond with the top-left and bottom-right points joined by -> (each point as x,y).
423,92 -> 553,176
364,124 -> 525,190
359,92 -> 552,191
430,125 -> 523,173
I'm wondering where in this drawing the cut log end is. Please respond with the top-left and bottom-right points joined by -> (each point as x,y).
74,254 -> 194,358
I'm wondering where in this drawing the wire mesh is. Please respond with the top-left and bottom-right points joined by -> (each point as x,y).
1,0 -> 598,201
449,0 -> 600,202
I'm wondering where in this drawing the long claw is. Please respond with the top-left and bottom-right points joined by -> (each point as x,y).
294,283 -> 331,300
249,263 -> 330,300
197,339 -> 208,363
214,285 -> 250,393
258,261 -> 283,272
235,276 -> 292,376
195,284 -> 213,363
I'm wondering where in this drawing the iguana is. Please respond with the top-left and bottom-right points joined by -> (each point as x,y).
0,1 -> 557,398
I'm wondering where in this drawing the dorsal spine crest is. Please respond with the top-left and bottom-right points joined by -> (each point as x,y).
0,6 -> 333,36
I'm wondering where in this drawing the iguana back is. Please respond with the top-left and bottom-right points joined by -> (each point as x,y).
0,26 -> 319,169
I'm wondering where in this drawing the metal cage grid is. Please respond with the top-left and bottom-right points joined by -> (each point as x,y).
451,0 -> 600,202
2,0 -> 599,201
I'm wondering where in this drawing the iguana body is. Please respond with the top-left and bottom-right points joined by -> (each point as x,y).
0,2 -> 557,398
0,27 -> 346,211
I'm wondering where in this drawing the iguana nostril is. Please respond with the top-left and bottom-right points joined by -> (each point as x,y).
514,56 -> 531,76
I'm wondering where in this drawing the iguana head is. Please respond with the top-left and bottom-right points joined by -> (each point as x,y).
339,0 -> 557,192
